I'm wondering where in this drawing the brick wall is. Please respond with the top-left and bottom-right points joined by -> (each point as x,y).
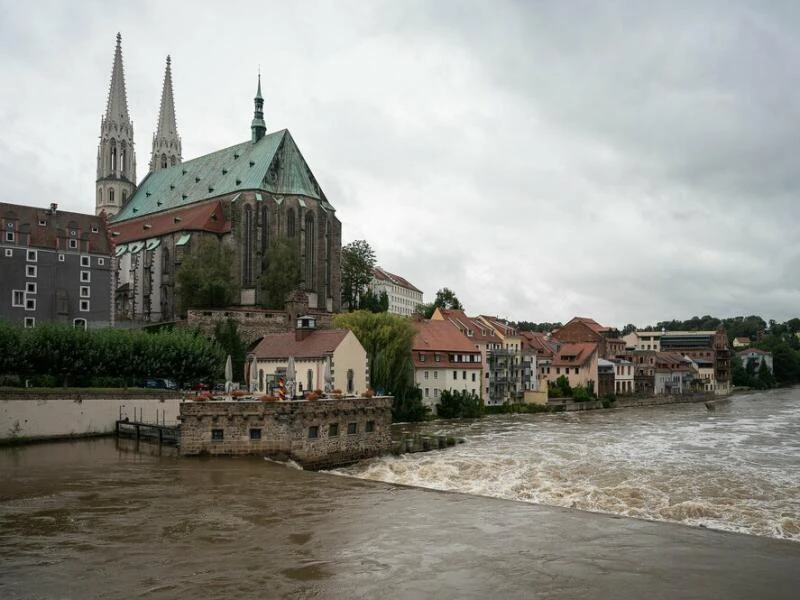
179,396 -> 392,469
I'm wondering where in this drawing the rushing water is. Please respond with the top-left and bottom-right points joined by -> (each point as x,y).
1,388 -> 799,599
335,387 -> 800,541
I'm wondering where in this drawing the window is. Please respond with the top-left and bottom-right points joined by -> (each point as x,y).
12,290 -> 24,307
434,388 -> 440,398
5,231 -> 14,242
91,226 -> 99,233
3,249 -> 11,257
366,420 -> 375,433
80,286 -> 90,298
80,271 -> 90,282
211,429 -> 224,441
425,388 -> 429,397
328,423 -> 339,437
462,371 -> 467,380
424,371 -> 429,380
347,369 -> 354,394
73,318 -> 87,330
347,422 -> 358,435
58,253 -> 65,262
435,353 -> 441,362
39,219 -> 47,226
68,239 -> 78,249
26,265 -> 37,278
26,250 -> 37,262
419,353 -> 425,362
80,300 -> 90,312
308,426 -> 319,439
472,373 -> 476,382
24,317 -> 35,328
249,428 -> 262,441
433,371 -> 438,379
26,282 -> 36,294
453,370 -> 457,379
98,258 -> 105,266
80,256 -> 90,267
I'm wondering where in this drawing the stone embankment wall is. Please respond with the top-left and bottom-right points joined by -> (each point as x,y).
179,397 -> 392,469
550,393 -> 715,412
0,390 -> 182,444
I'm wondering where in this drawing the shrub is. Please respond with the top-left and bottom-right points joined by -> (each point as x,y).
0,374 -> 22,387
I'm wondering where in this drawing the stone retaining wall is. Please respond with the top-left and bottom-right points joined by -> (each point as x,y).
0,390 -> 182,444
179,397 -> 393,469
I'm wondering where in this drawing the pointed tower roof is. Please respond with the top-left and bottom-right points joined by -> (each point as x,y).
155,55 -> 179,141
105,32 -> 131,123
150,55 -> 182,171
251,73 -> 266,142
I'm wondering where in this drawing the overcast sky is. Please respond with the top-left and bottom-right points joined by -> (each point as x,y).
2,0 -> 799,327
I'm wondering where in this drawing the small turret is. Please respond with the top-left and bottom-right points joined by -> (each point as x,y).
251,73 -> 266,142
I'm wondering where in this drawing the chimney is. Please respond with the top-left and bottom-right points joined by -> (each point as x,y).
295,315 -> 316,342
50,203 -> 58,214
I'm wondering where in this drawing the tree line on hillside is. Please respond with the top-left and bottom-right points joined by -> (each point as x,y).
0,322 -> 225,388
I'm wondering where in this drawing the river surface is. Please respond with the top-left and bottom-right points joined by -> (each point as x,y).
336,387 -> 800,542
1,388 -> 799,599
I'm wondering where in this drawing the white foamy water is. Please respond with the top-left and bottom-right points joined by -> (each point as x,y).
333,388 -> 800,541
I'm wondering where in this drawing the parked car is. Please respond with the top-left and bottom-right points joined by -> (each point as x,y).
139,378 -> 177,390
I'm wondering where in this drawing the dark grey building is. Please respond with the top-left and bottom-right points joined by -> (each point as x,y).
0,202 -> 113,329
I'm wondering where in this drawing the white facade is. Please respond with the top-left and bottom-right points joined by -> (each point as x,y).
370,267 -> 423,316
623,331 -> 663,351
414,364 -> 482,409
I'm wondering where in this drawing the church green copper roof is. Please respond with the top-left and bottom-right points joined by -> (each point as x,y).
112,129 -> 327,222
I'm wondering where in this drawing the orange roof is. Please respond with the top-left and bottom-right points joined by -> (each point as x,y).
567,316 -> 609,334
110,200 -> 230,243
519,331 -> 557,358
253,329 -> 350,359
413,320 -> 477,353
372,266 -> 422,293
551,342 -> 598,367
436,308 -> 499,344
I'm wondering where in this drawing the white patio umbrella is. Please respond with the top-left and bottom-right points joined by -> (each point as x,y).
285,355 -> 296,400
323,356 -> 333,394
224,354 -> 233,394
249,356 -> 258,393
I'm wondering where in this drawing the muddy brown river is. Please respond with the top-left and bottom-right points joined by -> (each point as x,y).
1,389 -> 799,599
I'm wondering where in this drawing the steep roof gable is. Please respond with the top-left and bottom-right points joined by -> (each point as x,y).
113,129 -> 330,222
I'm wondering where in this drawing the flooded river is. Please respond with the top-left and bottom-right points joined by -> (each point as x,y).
1,388 -> 799,599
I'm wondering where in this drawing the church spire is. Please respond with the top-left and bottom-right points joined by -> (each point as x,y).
96,32 -> 136,217
150,55 -> 182,172
251,72 -> 266,142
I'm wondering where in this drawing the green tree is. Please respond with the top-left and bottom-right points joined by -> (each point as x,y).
341,240 -> 376,311
260,237 -> 302,309
416,287 -> 464,319
333,310 -> 428,421
359,289 -> 389,313
175,239 -> 239,315
757,360 -> 775,389
213,319 -> 247,383
437,389 -> 483,419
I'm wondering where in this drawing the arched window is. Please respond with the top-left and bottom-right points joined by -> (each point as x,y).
161,154 -> 167,169
325,220 -> 331,289
259,369 -> 264,392
287,208 -> 295,237
261,206 -> 269,253
109,188 -> 115,205
73,318 -> 87,330
110,140 -> 117,172
162,247 -> 170,274
243,205 -> 253,286
170,156 -> 177,166
307,369 -> 313,392
347,369 -> 354,394
121,142 -> 127,172
122,190 -> 127,205
305,213 -> 315,287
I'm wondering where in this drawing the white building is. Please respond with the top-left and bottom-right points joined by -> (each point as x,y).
369,266 -> 423,316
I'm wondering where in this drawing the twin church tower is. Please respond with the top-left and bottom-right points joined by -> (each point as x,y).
95,33 -> 182,216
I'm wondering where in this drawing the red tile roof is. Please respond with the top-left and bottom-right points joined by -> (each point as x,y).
253,329 -> 350,359
372,266 -> 422,293
551,342 -> 598,367
413,320 -> 477,353
1,202 -> 112,254
436,308 -> 499,344
110,200 -> 230,244
520,331 -> 557,358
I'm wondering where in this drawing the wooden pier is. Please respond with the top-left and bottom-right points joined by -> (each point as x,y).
115,420 -> 180,446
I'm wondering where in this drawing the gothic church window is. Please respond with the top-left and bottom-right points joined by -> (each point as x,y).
121,142 -> 127,172
243,205 -> 253,286
287,208 -> 295,237
110,140 -> 117,172
161,154 -> 167,169
109,188 -> 115,205
305,213 -> 315,286
122,190 -> 127,205
170,156 -> 176,166
261,206 -> 269,253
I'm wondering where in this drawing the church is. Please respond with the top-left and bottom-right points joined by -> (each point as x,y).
98,34 -> 342,323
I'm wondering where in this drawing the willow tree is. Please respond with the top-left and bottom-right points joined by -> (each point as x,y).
260,237 -> 302,309
333,310 -> 428,421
